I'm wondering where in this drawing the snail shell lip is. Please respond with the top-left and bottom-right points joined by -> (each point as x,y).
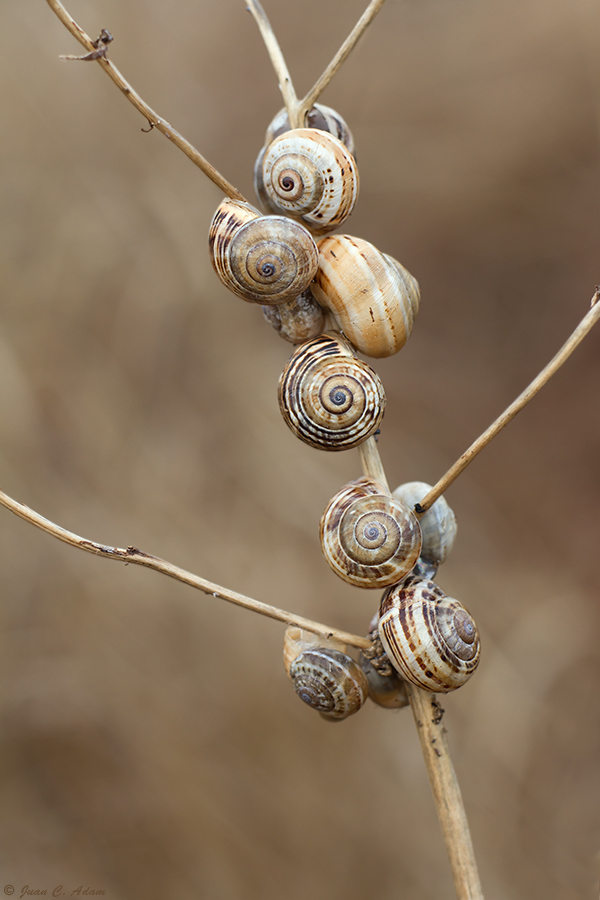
378,577 -> 481,693
320,477 -> 422,588
278,333 -> 385,451
261,129 -> 359,235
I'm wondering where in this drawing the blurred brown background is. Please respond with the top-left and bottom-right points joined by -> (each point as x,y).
1,1 -> 599,897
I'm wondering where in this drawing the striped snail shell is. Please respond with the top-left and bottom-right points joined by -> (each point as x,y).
262,289 -> 325,344
320,477 -> 422,588
260,104 -> 356,157
378,576 -> 480,693
278,333 -> 385,450
392,482 -> 457,567
283,627 -> 368,721
208,198 -> 318,306
310,235 -> 420,358
256,129 -> 359,235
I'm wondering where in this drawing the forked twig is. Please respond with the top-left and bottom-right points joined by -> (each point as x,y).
46,0 -> 246,202
247,0 -> 388,129
0,488 -> 370,650
416,291 -> 600,515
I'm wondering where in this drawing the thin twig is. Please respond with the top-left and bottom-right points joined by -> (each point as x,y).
406,683 -> 484,900
0,488 -> 370,650
245,0 -> 298,122
417,290 -> 600,515
298,0 -> 388,125
356,417 -> 484,900
46,0 -> 246,201
247,0 -> 388,129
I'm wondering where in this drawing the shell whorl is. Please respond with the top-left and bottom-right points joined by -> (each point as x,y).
208,198 -> 318,306
262,290 -> 325,344
278,333 -> 386,450
378,576 -> 480,693
392,481 -> 457,566
320,477 -> 422,588
288,646 -> 368,721
310,235 -> 420,358
258,129 -> 359,235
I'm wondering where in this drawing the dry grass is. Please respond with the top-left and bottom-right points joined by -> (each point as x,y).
1,1 -> 599,897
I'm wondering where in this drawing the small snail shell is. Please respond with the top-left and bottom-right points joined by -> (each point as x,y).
358,652 -> 409,709
260,104 -> 356,157
262,289 -> 325,344
378,576 -> 480,693
257,129 -> 359,235
208,198 -> 318,306
310,235 -> 420,358
392,482 -> 457,566
283,626 -> 346,676
320,477 -> 422,588
284,628 -> 368,721
278,333 -> 385,450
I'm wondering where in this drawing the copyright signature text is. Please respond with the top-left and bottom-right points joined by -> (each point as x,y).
4,887 -> 105,898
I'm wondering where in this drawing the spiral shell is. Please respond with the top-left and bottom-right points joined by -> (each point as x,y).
378,576 -> 480,693
208,198 -> 318,305
260,104 -> 356,157
320,477 -> 422,588
358,652 -> 409,709
284,627 -> 368,721
257,129 -> 359,235
279,333 -> 385,450
392,482 -> 457,566
310,235 -> 420,358
262,289 -> 325,344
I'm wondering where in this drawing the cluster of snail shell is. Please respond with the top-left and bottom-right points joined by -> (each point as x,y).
208,104 -> 480,721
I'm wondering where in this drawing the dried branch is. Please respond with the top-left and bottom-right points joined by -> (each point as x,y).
417,290 -> 600,515
0,488 -> 370,650
406,683 -> 484,900
245,0 -> 298,122
247,0 -> 388,129
298,0 -> 388,124
45,0 -> 246,201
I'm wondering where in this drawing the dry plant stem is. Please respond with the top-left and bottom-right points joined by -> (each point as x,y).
406,682 -> 484,900
417,291 -> 600,515
298,0 -> 388,125
245,0 -> 298,120
357,426 -> 483,900
45,0 -> 246,202
247,0 -> 388,129
0,489 -> 370,651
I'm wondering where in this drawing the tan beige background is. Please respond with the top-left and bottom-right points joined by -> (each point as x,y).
1,1 -> 599,898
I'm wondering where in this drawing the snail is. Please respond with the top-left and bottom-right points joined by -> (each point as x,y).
208,198 -> 318,305
392,481 -> 457,567
310,235 -> 420,358
256,128 -> 359,235
258,103 -> 356,158
378,575 -> 480,693
320,477 -> 422,588
278,333 -> 385,450
262,289 -> 325,344
283,627 -> 368,721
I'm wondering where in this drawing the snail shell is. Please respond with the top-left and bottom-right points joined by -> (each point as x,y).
320,477 -> 422,588
358,651 -> 409,709
284,628 -> 368,721
378,576 -> 480,693
208,198 -> 318,306
310,235 -> 420,358
257,129 -> 359,235
392,481 -> 457,566
278,333 -> 385,450
283,626 -> 346,676
262,289 -> 325,344
260,104 -> 356,157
